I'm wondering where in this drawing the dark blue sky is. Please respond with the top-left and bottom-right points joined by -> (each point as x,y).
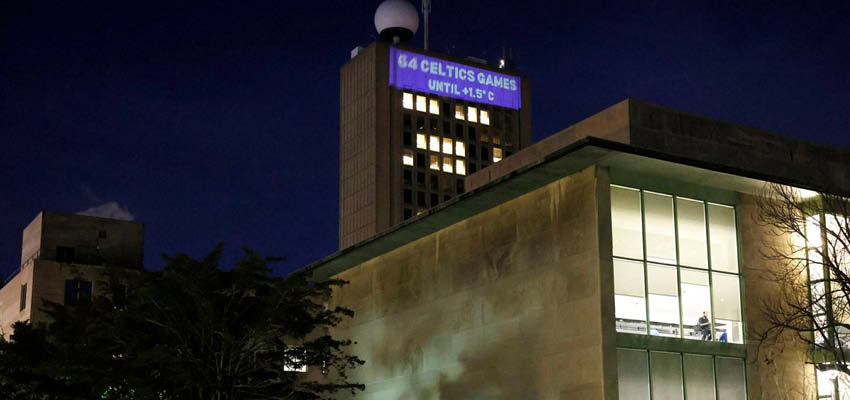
1,1 -> 848,277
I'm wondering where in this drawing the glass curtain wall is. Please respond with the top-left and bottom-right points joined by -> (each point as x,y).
616,348 -> 746,400
612,185 -> 744,343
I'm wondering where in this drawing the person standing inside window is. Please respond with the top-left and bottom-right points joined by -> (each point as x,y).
698,311 -> 711,340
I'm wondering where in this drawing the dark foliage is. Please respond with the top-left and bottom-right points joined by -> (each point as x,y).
0,244 -> 364,399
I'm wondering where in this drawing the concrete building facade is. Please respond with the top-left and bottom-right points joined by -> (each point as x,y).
339,41 -> 533,248
0,211 -> 144,338
309,99 -> 849,399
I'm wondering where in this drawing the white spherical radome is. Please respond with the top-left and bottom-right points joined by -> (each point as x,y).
374,0 -> 419,41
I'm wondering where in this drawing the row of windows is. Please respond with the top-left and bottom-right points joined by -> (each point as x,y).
402,92 -> 492,126
402,169 -> 465,193
403,134 -> 505,164
617,348 -> 746,400
405,114 -> 508,143
611,185 -> 744,344
402,151 -> 469,175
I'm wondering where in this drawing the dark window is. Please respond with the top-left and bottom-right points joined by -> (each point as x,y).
56,246 -> 75,263
493,111 -> 502,128
481,162 -> 489,169
430,174 -> 439,190
505,115 -> 513,131
456,179 -> 465,194
469,144 -> 477,159
404,208 -> 413,220
403,114 -> 411,128
20,283 -> 27,311
469,163 -> 477,174
468,126 -> 476,141
443,121 -> 451,135
416,117 -> 425,131
480,147 -> 488,160
98,230 -> 107,239
403,169 -> 412,186
431,193 -> 439,206
403,131 -> 412,146
417,171 -> 425,185
403,189 -> 412,204
506,150 -> 513,157
417,191 -> 426,207
430,118 -> 438,132
442,102 -> 450,116
455,123 -> 464,138
64,279 -> 92,306
416,153 -> 426,168
444,195 -> 452,201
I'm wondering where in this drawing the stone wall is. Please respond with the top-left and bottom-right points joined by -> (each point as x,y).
329,166 -> 617,399
738,193 -> 815,399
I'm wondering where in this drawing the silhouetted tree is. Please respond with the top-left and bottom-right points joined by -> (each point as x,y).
0,244 -> 364,400
756,183 -> 850,390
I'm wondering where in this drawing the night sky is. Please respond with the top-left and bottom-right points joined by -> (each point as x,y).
2,1 -> 848,278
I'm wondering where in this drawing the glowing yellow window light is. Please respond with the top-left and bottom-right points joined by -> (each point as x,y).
429,135 -> 440,151
402,150 -> 414,166
467,106 -> 478,123
402,92 -> 413,110
442,138 -> 453,154
480,110 -> 490,125
416,95 -> 427,112
429,99 -> 440,115
416,133 -> 427,149
455,104 -> 465,120
429,155 -> 440,170
493,147 -> 503,163
442,156 -> 453,173
456,159 -> 466,175
455,141 -> 466,157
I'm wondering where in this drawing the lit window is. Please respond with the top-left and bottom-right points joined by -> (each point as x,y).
480,134 -> 490,143
442,138 -> 453,154
456,159 -> 466,175
492,136 -> 501,145
493,147 -> 503,162
416,95 -> 427,112
455,105 -> 465,120
429,155 -> 439,170
402,92 -> 413,110
480,110 -> 490,125
467,106 -> 478,123
455,141 -> 466,157
611,185 -> 744,344
416,134 -> 427,150
402,150 -> 414,166
429,99 -> 439,115
442,156 -> 453,173
429,136 -> 440,152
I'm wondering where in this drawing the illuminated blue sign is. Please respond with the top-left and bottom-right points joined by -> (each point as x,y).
389,47 -> 522,109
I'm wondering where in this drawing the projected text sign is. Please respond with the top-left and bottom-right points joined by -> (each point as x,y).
389,48 -> 521,109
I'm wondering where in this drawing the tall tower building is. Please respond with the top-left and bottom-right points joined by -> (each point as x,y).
339,0 -> 533,248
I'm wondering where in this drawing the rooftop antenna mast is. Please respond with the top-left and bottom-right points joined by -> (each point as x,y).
422,0 -> 431,50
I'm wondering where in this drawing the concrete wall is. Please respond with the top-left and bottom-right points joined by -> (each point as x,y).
330,166 -> 617,399
738,193 -> 815,399
0,263 -> 33,338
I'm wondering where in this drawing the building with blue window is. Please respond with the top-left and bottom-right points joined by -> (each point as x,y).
305,98 -> 850,399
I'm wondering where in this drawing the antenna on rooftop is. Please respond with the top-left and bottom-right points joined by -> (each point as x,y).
422,0 -> 431,50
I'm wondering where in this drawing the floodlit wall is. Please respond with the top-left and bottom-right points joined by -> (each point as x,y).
329,166 -> 617,399
738,193 -> 815,398
0,264 -> 33,338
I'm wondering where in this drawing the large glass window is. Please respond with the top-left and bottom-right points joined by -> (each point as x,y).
612,185 -> 744,344
612,186 -> 644,259
617,348 -> 650,400
617,349 -> 745,400
614,258 -> 647,334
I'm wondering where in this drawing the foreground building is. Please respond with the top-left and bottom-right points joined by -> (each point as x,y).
306,98 -> 850,399
0,211 -> 144,338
